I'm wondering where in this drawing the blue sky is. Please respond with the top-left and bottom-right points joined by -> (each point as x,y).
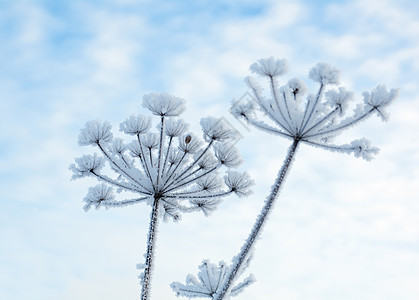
1,0 -> 419,299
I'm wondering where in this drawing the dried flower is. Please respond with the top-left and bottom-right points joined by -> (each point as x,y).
71,92 -> 253,300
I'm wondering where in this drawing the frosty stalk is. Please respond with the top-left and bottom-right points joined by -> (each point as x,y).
172,57 -> 398,299
70,93 -> 253,300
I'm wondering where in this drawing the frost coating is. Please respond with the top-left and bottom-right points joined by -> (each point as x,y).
70,92 -> 252,300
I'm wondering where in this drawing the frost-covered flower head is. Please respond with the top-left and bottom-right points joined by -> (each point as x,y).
250,56 -> 288,77
142,92 -> 186,116
171,259 -> 255,298
232,57 -> 398,160
78,120 -> 113,145
287,78 -> 308,97
71,92 -> 253,220
309,62 -> 340,85
83,184 -> 115,211
201,117 -> 239,142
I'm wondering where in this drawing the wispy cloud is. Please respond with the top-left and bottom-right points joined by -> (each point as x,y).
1,0 -> 418,299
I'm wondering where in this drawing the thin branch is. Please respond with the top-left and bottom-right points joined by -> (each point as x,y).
304,108 -> 373,139
246,118 -> 294,139
148,148 -> 154,167
160,198 -> 198,213
214,139 -> 300,300
164,166 -> 204,191
164,165 -> 220,194
164,190 -> 232,200
137,134 -> 155,189
91,171 -> 152,195
101,196 -> 149,208
248,80 -> 294,136
161,136 -> 173,177
96,142 -> 151,192
301,106 -> 339,137
140,197 -> 160,300
173,140 -> 214,184
269,75 -> 294,132
162,152 -> 187,188
156,116 -> 165,189
300,83 -> 324,133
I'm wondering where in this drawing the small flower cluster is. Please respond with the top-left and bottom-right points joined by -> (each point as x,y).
70,93 -> 253,220
171,258 -> 255,298
231,57 -> 398,160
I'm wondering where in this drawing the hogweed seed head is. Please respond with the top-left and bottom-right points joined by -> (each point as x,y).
235,57 -> 398,161
71,92 -> 252,221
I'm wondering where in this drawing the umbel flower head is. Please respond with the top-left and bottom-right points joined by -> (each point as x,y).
70,93 -> 253,221
231,57 -> 398,160
171,258 -> 255,298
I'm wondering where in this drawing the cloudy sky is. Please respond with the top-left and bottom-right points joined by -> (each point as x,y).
1,0 -> 418,299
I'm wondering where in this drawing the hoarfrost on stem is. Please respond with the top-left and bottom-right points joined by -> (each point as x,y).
176,57 -> 398,300
70,93 -> 253,300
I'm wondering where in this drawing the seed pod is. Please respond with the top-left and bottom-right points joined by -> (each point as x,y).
185,135 -> 192,144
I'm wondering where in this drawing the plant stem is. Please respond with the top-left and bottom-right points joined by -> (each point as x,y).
214,139 -> 300,300
140,197 -> 160,300
156,116 -> 165,189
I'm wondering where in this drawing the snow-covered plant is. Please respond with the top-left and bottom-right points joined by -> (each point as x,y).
173,57 -> 398,299
70,93 -> 253,300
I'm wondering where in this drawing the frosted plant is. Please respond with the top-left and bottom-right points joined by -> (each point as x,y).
70,93 -> 253,300
171,257 -> 254,298
173,58 -> 398,299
